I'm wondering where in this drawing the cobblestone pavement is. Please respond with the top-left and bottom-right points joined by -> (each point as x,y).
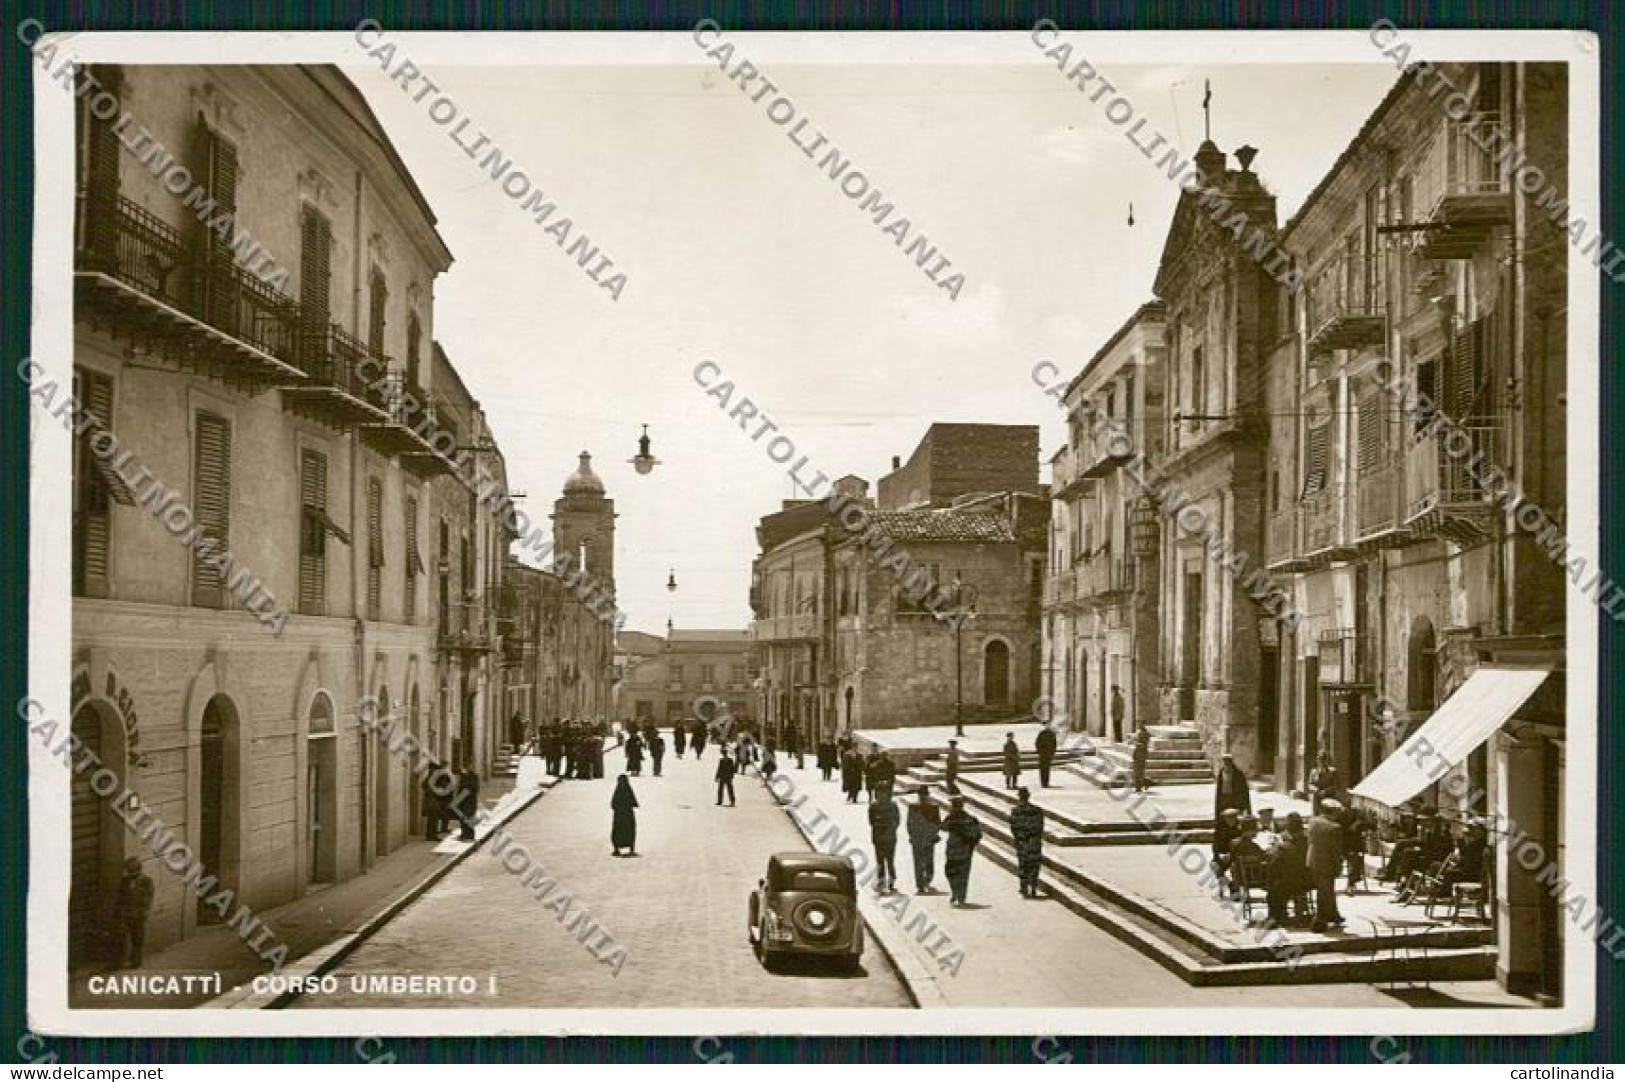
290,744 -> 912,1009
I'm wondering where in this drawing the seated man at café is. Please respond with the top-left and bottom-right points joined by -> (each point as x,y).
1228,814 -> 1270,900
1380,807 -> 1448,884
1211,808 -> 1243,884
1266,812 -> 1313,927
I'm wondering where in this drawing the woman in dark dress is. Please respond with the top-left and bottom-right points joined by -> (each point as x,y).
625,732 -> 644,776
611,775 -> 639,856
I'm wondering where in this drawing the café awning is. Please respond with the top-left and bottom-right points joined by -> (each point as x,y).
1349,666 -> 1551,808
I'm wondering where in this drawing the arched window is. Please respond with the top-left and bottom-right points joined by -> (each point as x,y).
1407,616 -> 1437,714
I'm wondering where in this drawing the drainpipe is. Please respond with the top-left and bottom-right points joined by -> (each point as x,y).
350,167 -> 370,866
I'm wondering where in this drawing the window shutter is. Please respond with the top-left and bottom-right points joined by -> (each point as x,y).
299,449 -> 328,614
404,495 -> 420,624
1414,359 -> 1439,434
79,67 -> 122,270
73,369 -> 115,598
369,273 -> 388,359
195,123 -> 240,333
1446,318 -> 1485,422
192,413 -> 232,608
1300,424 -> 1329,500
300,207 -> 332,330
1357,392 -> 1386,474
367,478 -> 384,621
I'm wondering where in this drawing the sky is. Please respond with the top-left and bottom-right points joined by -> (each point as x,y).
343,56 -> 1401,636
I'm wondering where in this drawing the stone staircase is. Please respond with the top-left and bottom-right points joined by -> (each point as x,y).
1073,724 -> 1214,788
893,748 -> 1494,986
491,742 -> 519,780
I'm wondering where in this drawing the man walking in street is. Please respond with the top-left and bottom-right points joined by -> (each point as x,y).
1010,786 -> 1046,898
868,784 -> 901,894
841,746 -> 865,803
649,730 -> 666,777
673,720 -> 687,759
944,739 -> 961,794
714,748 -> 738,807
1035,723 -> 1057,788
421,764 -> 448,841
1307,798 -> 1346,932
864,748 -> 883,801
786,723 -> 805,770
1002,731 -> 1021,789
869,750 -> 896,799
942,797 -> 984,907
109,856 -> 154,969
1131,727 -> 1151,793
907,791 -> 942,893
817,736 -> 838,782
455,761 -> 481,841
691,718 -> 708,760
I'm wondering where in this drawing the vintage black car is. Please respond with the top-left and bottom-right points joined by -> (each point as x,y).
748,852 -> 864,970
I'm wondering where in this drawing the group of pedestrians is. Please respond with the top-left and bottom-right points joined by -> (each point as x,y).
838,741 -> 898,803
418,760 -> 484,842
528,718 -> 609,780
860,785 -> 993,907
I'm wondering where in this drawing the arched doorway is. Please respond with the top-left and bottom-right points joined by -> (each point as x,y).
197,695 -> 240,923
1407,616 -> 1437,715
69,703 -> 126,969
306,694 -> 337,885
984,640 -> 1010,708
374,688 -> 393,857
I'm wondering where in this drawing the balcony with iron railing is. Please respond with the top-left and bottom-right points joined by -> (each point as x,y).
1413,115 -> 1512,260
1404,422 -> 1503,540
76,194 -> 306,385
750,612 -> 820,641
438,601 -> 494,653
1306,252 -> 1386,355
358,367 -> 436,455
1076,420 -> 1137,479
1265,509 -> 1304,572
1079,551 -> 1133,604
1316,627 -> 1373,686
1299,481 -> 1353,564
1042,568 -> 1077,609
1354,457 -> 1408,546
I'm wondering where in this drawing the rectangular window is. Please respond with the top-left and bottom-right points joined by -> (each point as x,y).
404,494 -> 421,625
731,664 -> 747,685
73,368 -> 118,598
1414,357 -> 1439,435
77,67 -> 122,270
192,412 -> 232,608
700,664 -> 716,685
367,478 -> 385,621
299,450 -> 332,615
1190,345 -> 1205,419
670,665 -> 685,686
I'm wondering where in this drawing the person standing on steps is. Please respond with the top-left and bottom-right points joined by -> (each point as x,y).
1035,724 -> 1057,788
1110,684 -> 1126,743
1002,731 -> 1021,789
714,748 -> 738,807
1010,786 -> 1046,898
944,739 -> 962,794
1131,726 -> 1151,793
1214,751 -> 1251,817
868,785 -> 902,894
941,797 -> 984,907
907,791 -> 942,893
611,774 -> 639,856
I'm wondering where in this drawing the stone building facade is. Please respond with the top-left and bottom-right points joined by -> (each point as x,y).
619,630 -> 753,727
67,64 -> 460,966
1150,138 -> 1284,773
1042,302 -> 1167,742
750,425 -> 1048,736
1268,62 -> 1568,1000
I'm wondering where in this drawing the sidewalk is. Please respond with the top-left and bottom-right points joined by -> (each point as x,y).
759,759 -> 1522,1009
68,775 -> 517,1010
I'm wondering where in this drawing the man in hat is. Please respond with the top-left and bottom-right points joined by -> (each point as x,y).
109,856 -> 154,969
1214,751 -> 1251,818
1380,807 -> 1447,883
1211,807 -> 1243,885
1035,723 -> 1058,788
1307,798 -> 1346,931
1267,811 -> 1312,927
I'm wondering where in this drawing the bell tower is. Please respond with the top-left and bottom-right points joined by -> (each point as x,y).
552,451 -> 616,588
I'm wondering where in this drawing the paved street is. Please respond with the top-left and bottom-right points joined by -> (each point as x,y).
290,743 -> 912,1009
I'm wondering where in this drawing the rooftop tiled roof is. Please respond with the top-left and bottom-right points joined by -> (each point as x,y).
851,509 -> 1015,544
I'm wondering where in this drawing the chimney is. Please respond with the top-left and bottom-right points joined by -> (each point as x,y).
891,455 -> 901,470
